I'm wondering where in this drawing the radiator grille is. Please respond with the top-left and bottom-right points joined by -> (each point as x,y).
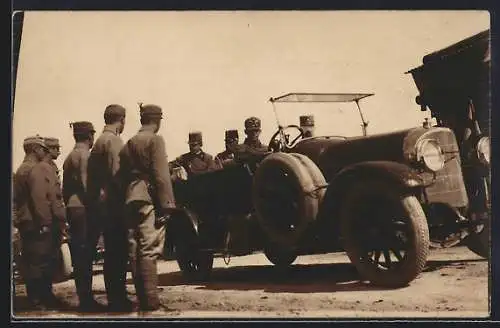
420,129 -> 468,208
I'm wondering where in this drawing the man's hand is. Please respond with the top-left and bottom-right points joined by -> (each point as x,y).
155,213 -> 171,229
60,223 -> 70,243
172,166 -> 188,181
155,207 -> 178,228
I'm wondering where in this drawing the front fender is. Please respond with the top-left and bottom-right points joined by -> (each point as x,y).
316,161 -> 424,233
165,208 -> 200,250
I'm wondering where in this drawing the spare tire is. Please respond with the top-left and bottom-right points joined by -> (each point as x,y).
253,152 -> 326,247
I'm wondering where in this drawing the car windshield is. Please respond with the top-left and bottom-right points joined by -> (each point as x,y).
270,93 -> 374,138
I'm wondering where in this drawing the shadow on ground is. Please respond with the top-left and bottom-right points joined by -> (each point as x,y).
154,262 -> 384,293
423,258 -> 486,273
150,257 -> 488,294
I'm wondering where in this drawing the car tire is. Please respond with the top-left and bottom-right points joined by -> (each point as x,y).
465,214 -> 490,259
340,179 -> 430,288
253,152 -> 326,247
264,243 -> 297,267
176,249 -> 214,282
171,208 -> 214,282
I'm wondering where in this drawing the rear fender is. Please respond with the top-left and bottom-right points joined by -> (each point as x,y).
316,161 -> 424,232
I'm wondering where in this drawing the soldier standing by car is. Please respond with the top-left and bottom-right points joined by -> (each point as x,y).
43,137 -> 62,181
86,104 -> 132,312
13,136 -> 68,310
170,131 -> 218,178
215,129 -> 239,168
118,104 -> 177,312
299,115 -> 315,138
43,137 -> 67,231
62,121 -> 103,312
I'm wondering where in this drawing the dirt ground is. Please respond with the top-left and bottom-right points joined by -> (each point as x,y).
12,245 -> 489,319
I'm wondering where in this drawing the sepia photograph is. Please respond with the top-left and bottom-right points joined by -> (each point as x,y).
11,10 -> 491,319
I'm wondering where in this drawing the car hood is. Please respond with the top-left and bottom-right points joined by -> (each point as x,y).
289,129 -> 414,181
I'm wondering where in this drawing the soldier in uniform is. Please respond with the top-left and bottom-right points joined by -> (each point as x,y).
43,137 -> 66,227
43,137 -> 62,180
13,136 -> 68,309
215,129 -> 239,168
86,104 -> 132,312
43,137 -> 69,255
299,115 -> 315,138
234,116 -> 270,165
118,104 -> 176,312
170,131 -> 218,178
242,117 -> 266,150
62,121 -> 102,311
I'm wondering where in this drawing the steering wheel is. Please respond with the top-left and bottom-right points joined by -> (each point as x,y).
268,125 -> 304,152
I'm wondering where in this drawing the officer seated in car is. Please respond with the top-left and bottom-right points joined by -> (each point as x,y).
233,117 -> 271,170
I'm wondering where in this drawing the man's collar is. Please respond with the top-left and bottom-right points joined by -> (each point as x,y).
103,125 -> 120,135
244,138 -> 262,147
139,124 -> 157,133
74,142 -> 90,150
23,153 -> 38,163
190,150 -> 204,158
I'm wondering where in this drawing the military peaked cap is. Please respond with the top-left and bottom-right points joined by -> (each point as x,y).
244,117 -> 261,131
23,135 -> 48,149
43,137 -> 60,148
188,131 -> 203,144
225,129 -> 239,140
70,121 -> 96,135
299,115 -> 315,127
139,103 -> 163,119
104,104 -> 126,121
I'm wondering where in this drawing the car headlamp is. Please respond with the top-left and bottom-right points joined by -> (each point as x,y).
476,136 -> 490,166
416,139 -> 445,172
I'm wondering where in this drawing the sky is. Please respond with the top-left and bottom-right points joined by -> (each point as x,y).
12,11 -> 490,170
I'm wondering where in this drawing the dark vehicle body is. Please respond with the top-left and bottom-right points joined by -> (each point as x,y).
407,29 -> 491,257
167,92 -> 477,287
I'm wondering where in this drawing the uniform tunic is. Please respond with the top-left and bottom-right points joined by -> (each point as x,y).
47,159 -> 66,231
234,138 -> 270,165
62,142 -> 90,208
171,151 -> 218,178
87,125 -> 124,210
13,155 -> 39,229
215,149 -> 235,168
119,125 -> 176,210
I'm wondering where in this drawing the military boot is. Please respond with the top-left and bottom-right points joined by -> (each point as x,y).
129,256 -> 146,310
105,258 -> 133,312
39,275 -> 69,310
138,258 -> 161,311
25,279 -> 47,311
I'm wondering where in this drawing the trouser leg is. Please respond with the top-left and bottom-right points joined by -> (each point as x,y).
67,207 -> 93,303
127,223 -> 145,307
126,203 -> 166,311
138,257 -> 160,310
20,227 -> 55,308
103,223 -> 129,305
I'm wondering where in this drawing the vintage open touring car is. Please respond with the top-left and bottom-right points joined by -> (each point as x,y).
166,91 -> 479,288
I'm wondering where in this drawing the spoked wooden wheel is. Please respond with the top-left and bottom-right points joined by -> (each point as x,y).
340,179 -> 430,288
